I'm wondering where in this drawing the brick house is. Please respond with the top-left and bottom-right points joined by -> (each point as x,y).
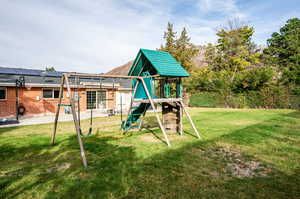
0,67 -> 132,118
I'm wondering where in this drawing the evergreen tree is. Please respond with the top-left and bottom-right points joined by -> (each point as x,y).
174,28 -> 199,71
264,18 -> 300,85
160,23 -> 198,72
160,22 -> 177,55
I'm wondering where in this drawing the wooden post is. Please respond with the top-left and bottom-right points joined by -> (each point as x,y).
51,76 -> 65,145
138,106 -> 147,130
179,101 -> 201,139
140,78 -> 171,146
65,74 -> 88,168
177,78 -> 183,135
179,105 -> 183,135
76,76 -> 81,126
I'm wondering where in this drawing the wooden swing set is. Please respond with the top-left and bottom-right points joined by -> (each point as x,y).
51,49 -> 202,168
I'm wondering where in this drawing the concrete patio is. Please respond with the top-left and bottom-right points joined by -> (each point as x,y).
0,110 -> 110,128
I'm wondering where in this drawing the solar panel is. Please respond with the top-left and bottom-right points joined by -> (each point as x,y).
0,67 -> 63,77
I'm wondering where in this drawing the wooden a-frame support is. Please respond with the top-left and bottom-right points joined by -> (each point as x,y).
51,74 -> 88,168
177,101 -> 201,139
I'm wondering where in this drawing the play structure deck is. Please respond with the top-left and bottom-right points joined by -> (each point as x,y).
51,49 -> 201,168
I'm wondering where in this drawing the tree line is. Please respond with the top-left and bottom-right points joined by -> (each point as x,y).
160,18 -> 300,109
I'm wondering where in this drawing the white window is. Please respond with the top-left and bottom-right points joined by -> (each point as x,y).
43,88 -> 61,99
0,87 -> 6,100
86,90 -> 107,109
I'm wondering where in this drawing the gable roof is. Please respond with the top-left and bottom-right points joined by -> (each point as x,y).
128,49 -> 190,77
0,67 -> 131,88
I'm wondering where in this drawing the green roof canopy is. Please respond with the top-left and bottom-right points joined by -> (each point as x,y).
128,49 -> 190,77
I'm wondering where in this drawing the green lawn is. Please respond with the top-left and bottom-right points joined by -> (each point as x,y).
0,108 -> 300,199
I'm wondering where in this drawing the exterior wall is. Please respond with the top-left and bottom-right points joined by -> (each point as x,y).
115,90 -> 132,112
77,88 -> 87,112
0,86 -> 127,118
0,87 -> 17,117
0,87 -> 89,117
107,89 -> 116,110
22,87 -> 89,116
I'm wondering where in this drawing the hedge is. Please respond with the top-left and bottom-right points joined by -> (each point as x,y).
189,92 -> 300,109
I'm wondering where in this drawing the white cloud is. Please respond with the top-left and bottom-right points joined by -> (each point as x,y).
196,0 -> 246,19
1,0 -> 295,73
0,0 -> 172,73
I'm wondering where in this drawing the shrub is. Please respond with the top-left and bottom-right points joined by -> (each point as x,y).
189,90 -> 300,109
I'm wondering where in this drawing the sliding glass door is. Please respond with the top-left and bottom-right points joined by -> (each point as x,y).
86,90 -> 106,110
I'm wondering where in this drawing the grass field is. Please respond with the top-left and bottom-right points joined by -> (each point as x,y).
0,108 -> 300,199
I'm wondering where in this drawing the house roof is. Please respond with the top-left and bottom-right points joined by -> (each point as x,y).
0,67 -> 131,89
128,49 -> 190,77
0,67 -> 63,77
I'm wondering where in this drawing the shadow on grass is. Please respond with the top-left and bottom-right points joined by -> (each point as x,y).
0,126 -> 22,135
0,110 -> 299,198
0,135 -> 138,199
284,110 -> 300,119
126,143 -> 300,199
125,110 -> 300,198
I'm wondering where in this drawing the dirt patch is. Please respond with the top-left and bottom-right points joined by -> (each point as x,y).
229,120 -> 258,126
46,163 -> 71,173
140,135 -> 160,143
214,147 -> 272,178
140,134 -> 185,143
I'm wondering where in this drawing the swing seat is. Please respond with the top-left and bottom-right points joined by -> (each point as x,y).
79,127 -> 93,137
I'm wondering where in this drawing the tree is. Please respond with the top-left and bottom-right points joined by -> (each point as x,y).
174,28 -> 199,71
205,21 -> 260,83
160,22 -> 177,55
264,18 -> 300,85
233,67 -> 274,93
45,67 -> 56,72
160,23 -> 199,72
204,43 -> 217,67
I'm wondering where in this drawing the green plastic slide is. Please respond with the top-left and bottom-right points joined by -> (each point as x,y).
122,103 -> 150,131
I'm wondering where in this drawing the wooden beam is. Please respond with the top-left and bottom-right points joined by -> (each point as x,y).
133,98 -> 182,103
179,101 -> 201,139
140,78 -> 171,146
65,73 -> 159,79
179,105 -> 183,135
177,78 -> 183,135
65,74 -> 88,168
51,75 -> 65,145
138,105 -> 148,130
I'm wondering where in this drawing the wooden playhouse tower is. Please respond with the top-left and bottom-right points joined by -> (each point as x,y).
121,49 -> 201,146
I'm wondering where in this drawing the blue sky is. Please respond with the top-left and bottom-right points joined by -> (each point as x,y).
0,0 -> 299,73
